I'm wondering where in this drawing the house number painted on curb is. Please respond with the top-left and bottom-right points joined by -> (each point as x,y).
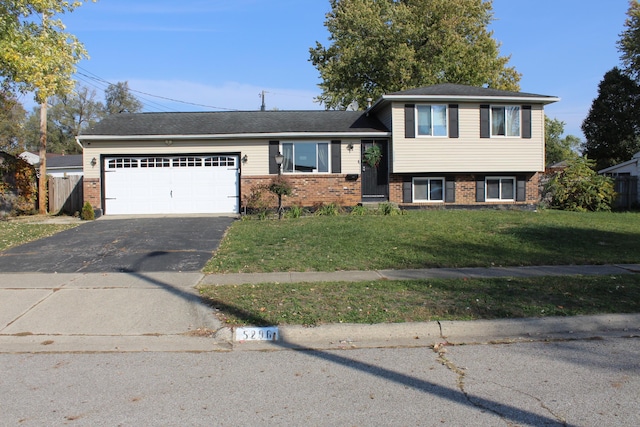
235,327 -> 279,341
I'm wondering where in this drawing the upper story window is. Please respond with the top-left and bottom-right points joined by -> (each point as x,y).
282,142 -> 330,173
491,106 -> 520,137
416,105 -> 447,137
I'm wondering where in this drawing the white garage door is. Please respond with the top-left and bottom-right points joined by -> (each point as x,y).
104,155 -> 239,215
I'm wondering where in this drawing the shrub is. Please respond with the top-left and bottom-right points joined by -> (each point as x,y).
314,202 -> 342,216
81,202 -> 95,220
377,202 -> 402,216
285,204 -> 305,219
267,175 -> 293,197
544,157 -> 616,212
243,184 -> 273,214
350,204 -> 369,216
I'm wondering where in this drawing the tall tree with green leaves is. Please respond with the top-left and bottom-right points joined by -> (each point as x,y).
309,0 -> 521,109
581,67 -> 640,170
618,0 -> 640,80
24,83 -> 105,154
0,90 -> 26,153
105,81 -> 143,114
0,0 -> 94,213
544,116 -> 580,166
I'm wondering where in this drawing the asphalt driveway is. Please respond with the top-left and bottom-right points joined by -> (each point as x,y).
0,216 -> 236,273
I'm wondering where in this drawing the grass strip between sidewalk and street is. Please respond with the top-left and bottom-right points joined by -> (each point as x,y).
198,274 -> 640,327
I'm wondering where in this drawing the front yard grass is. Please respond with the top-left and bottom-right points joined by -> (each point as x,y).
200,209 -> 640,326
0,221 -> 78,251
204,209 -> 640,273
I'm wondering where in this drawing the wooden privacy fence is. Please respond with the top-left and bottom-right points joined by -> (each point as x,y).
48,175 -> 83,215
613,176 -> 638,209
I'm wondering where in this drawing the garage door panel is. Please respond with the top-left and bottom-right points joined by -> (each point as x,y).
104,156 -> 239,215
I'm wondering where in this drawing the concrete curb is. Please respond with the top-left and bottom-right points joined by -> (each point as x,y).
0,334 -> 232,354
220,313 -> 640,352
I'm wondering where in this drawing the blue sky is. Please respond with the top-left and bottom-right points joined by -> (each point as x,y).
36,0 -> 631,139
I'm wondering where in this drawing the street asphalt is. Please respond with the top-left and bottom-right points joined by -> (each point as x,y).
1,264 -> 639,353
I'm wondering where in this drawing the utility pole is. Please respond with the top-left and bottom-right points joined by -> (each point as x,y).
259,90 -> 267,111
38,100 -> 47,214
38,12 -> 48,215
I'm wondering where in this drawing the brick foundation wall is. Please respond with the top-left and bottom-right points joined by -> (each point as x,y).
390,173 -> 541,207
83,178 -> 101,209
242,175 -> 361,209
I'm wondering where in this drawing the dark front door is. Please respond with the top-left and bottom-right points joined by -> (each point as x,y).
361,140 -> 389,202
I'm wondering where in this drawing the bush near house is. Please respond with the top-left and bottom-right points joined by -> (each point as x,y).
0,152 -> 37,217
543,157 -> 615,212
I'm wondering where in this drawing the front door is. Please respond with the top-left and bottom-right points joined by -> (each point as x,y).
361,140 -> 389,202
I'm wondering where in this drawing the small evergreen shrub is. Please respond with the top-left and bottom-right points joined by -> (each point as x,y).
81,202 -> 95,220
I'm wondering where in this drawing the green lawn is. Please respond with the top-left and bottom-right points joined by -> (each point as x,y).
199,274 -> 640,326
204,210 -> 640,273
199,210 -> 640,326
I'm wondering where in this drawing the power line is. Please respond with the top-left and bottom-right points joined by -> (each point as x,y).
75,66 -> 239,112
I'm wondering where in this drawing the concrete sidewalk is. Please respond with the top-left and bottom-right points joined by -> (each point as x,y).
199,263 -> 640,285
1,264 -> 639,353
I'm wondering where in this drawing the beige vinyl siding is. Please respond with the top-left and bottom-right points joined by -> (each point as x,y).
391,102 -> 545,173
82,138 -> 364,179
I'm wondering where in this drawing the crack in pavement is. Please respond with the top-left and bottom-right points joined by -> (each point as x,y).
432,341 -> 569,426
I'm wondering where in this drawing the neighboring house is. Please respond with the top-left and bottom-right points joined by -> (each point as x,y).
599,152 -> 640,208
19,152 -> 83,177
76,84 -> 559,216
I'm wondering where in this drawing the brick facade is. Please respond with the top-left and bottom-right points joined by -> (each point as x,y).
83,178 -> 101,209
390,173 -> 541,207
241,175 -> 361,210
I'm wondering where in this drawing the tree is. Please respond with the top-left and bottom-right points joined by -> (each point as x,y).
544,116 -> 580,166
618,0 -> 640,80
0,0 -> 94,213
581,67 -> 640,170
309,0 -> 521,109
544,157 -> 615,212
105,81 -> 143,114
0,90 -> 26,153
24,83 -> 105,154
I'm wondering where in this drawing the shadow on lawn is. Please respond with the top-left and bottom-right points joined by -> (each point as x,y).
390,224 -> 640,269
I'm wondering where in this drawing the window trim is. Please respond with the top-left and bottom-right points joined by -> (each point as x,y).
415,104 -> 448,137
412,177 -> 445,203
490,105 -> 521,138
485,176 -> 516,201
281,141 -> 331,174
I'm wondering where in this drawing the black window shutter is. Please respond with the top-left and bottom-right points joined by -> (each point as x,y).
448,104 -> 459,138
476,178 -> 486,202
331,140 -> 341,173
403,179 -> 413,203
516,177 -> 526,201
522,105 -> 532,139
405,104 -> 415,139
445,179 -> 456,203
269,141 -> 279,174
480,105 -> 490,138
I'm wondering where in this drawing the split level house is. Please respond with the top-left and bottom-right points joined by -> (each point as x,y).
76,84 -> 559,216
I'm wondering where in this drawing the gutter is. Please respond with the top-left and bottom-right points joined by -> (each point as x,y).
76,131 -> 392,143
